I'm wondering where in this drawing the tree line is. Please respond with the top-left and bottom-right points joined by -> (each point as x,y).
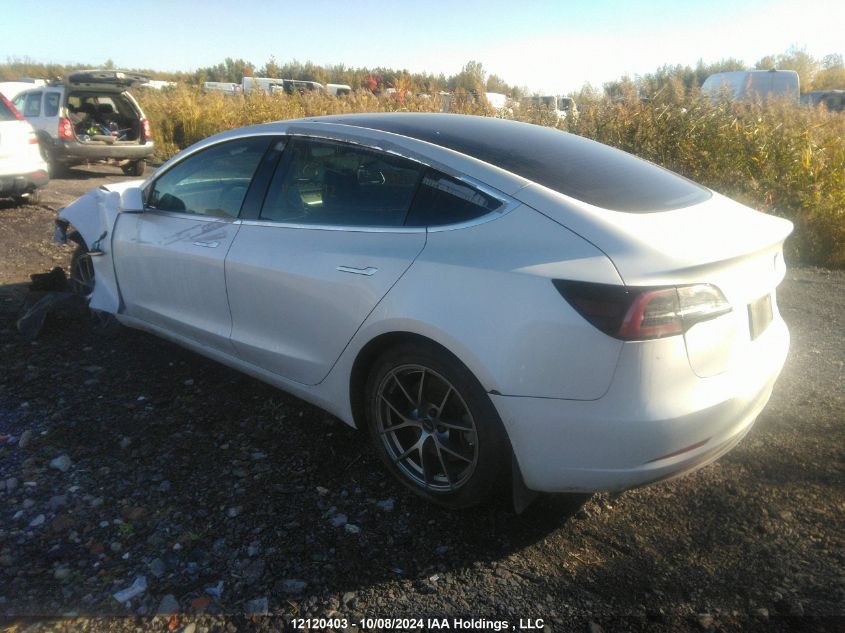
3,47 -> 843,98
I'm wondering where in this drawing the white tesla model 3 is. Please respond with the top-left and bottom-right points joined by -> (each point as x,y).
55,113 -> 792,509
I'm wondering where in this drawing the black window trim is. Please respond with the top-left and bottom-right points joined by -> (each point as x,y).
243,133 -> 516,233
139,131 -> 518,231
142,135 -> 280,221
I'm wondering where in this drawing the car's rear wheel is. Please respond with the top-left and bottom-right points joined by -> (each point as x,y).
121,159 -> 146,177
39,140 -> 66,178
365,342 -> 509,508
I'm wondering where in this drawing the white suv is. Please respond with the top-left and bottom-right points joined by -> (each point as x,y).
0,93 -> 48,203
13,70 -> 154,177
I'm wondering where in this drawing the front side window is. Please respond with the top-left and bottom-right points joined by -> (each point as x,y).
148,138 -> 271,218
405,170 -> 502,227
260,138 -> 424,226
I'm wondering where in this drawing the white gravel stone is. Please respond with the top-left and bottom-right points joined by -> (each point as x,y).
18,430 -> 33,449
50,454 -> 72,472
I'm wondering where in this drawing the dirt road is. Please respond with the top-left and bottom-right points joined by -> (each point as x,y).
1,167 -> 843,632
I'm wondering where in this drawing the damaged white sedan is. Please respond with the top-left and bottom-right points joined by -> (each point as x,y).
55,114 -> 792,509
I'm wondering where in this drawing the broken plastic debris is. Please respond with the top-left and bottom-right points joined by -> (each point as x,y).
16,292 -> 87,340
112,575 -> 147,604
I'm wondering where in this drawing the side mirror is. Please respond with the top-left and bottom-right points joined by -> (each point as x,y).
119,187 -> 145,213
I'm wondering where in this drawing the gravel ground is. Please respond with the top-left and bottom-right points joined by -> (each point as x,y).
0,166 -> 843,633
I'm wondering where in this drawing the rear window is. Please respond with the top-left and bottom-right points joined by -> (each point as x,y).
405,170 -> 502,227
317,115 -> 712,213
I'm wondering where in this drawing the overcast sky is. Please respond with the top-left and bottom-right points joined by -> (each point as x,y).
2,0 -> 843,93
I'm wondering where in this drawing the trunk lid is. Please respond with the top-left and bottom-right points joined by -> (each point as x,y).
515,184 -> 792,288
0,120 -> 32,159
516,184 -> 793,377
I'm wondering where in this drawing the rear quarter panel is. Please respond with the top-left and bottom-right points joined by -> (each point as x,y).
333,205 -> 625,400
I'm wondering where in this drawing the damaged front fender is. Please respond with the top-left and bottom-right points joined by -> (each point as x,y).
54,181 -> 144,314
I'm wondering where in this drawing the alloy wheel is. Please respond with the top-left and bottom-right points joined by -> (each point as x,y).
375,364 -> 479,492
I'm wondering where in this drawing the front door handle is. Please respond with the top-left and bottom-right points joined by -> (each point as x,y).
193,240 -> 220,248
336,266 -> 378,276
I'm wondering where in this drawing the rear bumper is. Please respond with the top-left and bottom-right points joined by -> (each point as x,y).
52,139 -> 154,163
0,169 -> 49,195
494,316 -> 790,493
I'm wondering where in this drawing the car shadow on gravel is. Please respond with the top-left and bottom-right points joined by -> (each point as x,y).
1,285 -> 588,614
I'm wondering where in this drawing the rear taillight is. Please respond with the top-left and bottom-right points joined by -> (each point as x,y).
553,280 -> 732,341
58,117 -> 75,139
28,131 -> 38,144
141,118 -> 151,141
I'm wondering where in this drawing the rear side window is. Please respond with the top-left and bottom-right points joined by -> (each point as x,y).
148,138 -> 271,218
405,169 -> 502,227
21,92 -> 42,117
44,92 -> 60,117
260,138 -> 424,226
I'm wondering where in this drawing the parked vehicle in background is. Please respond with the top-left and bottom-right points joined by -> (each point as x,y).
143,80 -> 176,91
521,95 -> 578,119
702,70 -> 799,102
326,83 -> 352,96
242,77 -> 325,95
13,69 -> 154,177
55,113 -> 791,509
0,79 -> 47,101
801,89 -> 845,112
0,93 -> 49,204
484,92 -> 508,110
204,81 -> 242,96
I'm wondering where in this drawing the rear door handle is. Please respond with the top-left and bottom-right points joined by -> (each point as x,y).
336,266 -> 378,276
193,240 -> 220,248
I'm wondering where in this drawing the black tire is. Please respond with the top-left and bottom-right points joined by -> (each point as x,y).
69,244 -> 122,336
365,341 -> 510,509
39,140 -> 66,178
122,159 -> 146,177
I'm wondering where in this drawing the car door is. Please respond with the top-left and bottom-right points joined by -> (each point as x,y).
13,91 -> 44,133
226,136 -> 427,385
112,136 -> 275,353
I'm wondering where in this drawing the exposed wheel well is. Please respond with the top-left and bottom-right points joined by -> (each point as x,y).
348,332 -> 470,431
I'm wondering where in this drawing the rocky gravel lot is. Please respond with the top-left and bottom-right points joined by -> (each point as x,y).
0,166 -> 843,632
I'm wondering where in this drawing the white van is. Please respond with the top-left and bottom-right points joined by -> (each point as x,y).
326,83 -> 352,97
701,70 -> 799,102
203,82 -> 241,95
243,77 -> 325,95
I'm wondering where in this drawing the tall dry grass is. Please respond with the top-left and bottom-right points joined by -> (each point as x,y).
137,86 -> 845,267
